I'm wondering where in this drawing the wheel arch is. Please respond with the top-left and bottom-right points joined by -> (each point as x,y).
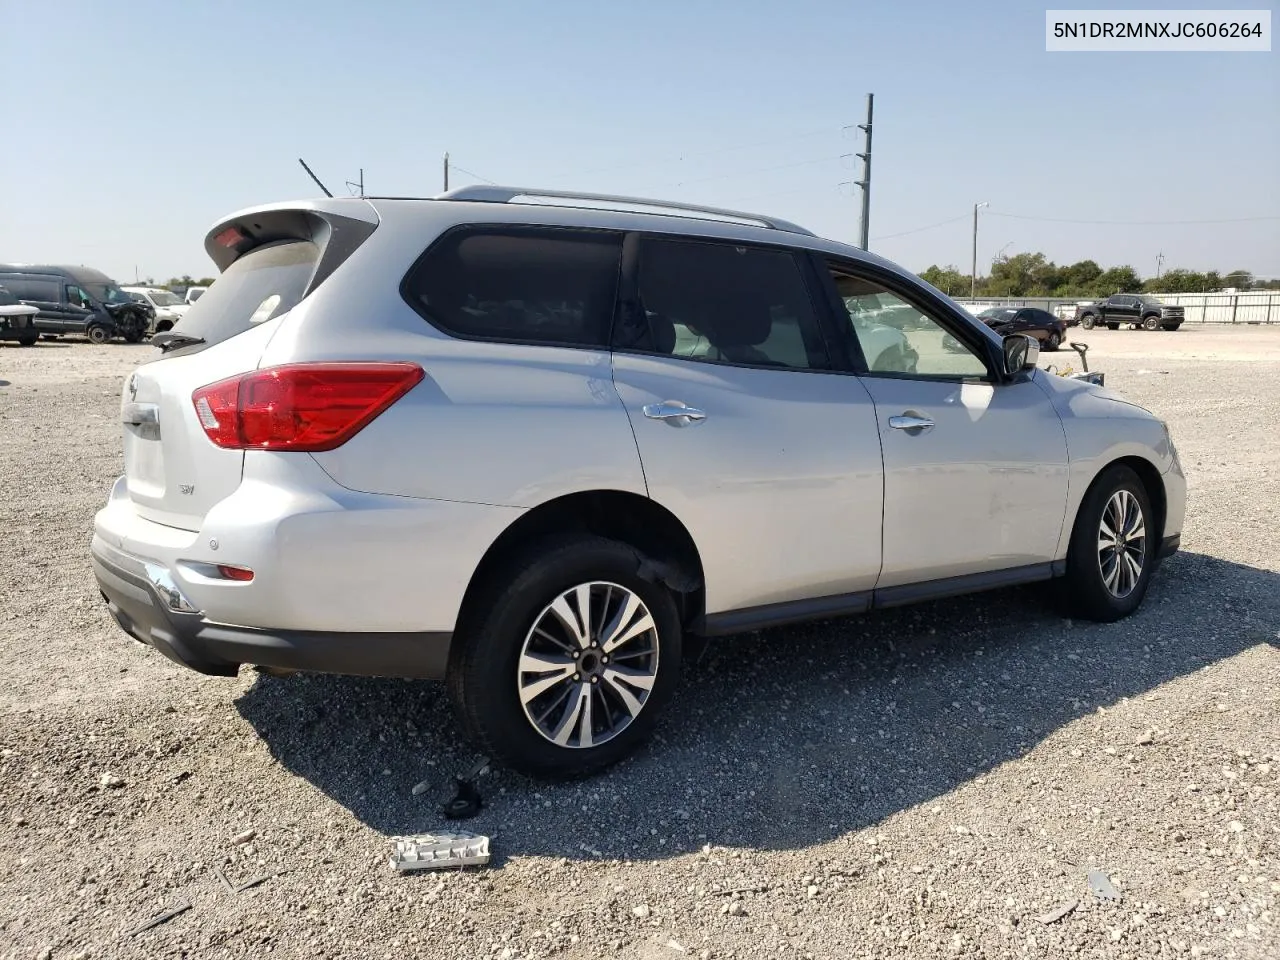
455,489 -> 706,634
1074,455 -> 1167,550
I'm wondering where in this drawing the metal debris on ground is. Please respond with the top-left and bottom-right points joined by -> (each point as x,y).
124,900 -> 191,938
390,832 -> 491,872
214,865 -> 285,894
1035,899 -> 1078,925
1087,868 -> 1122,902
438,757 -> 491,820
213,865 -> 236,895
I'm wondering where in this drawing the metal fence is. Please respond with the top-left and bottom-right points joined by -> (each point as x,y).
954,292 -> 1280,324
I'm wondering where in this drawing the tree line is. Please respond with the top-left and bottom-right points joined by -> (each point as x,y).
135,275 -> 217,291
920,254 -> 1275,299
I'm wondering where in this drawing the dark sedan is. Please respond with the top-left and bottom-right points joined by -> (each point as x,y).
975,306 -> 1067,351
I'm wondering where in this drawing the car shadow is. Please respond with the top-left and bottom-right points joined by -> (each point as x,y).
236,551 -> 1277,861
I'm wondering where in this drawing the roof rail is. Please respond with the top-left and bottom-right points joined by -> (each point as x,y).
435,185 -> 816,237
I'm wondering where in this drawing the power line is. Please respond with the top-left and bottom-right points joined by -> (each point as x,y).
989,212 -> 1280,225
538,126 -> 840,183
666,154 -> 845,189
449,163 -> 496,185
871,213 -> 971,242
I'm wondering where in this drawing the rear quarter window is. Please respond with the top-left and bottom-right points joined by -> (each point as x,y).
401,227 -> 623,347
176,240 -> 319,348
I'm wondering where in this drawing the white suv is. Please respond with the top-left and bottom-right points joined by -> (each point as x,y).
91,187 -> 1186,777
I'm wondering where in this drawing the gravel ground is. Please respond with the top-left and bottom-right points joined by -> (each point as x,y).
1,328 -> 1277,960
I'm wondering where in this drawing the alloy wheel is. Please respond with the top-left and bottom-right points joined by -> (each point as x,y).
1097,489 -> 1146,599
517,581 -> 660,749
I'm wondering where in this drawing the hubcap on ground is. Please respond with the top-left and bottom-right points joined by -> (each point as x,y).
517,581 -> 659,749
1097,489 -> 1146,599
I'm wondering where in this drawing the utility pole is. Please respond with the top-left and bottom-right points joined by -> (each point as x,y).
971,201 -> 989,298
1156,251 -> 1166,280
443,152 -> 450,192
854,94 -> 874,249
345,168 -> 364,197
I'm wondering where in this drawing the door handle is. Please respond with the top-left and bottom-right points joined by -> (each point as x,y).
888,414 -> 934,433
643,400 -> 707,426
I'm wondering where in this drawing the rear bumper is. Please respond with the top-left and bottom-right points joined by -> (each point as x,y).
92,535 -> 452,679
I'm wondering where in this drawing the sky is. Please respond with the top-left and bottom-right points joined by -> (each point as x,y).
2,0 -> 1277,284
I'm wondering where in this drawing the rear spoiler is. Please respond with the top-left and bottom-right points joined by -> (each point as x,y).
202,199 -> 380,294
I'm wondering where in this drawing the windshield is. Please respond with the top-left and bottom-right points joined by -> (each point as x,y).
84,282 -> 133,305
148,290 -> 182,306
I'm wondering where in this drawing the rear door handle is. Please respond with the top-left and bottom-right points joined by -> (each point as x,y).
643,400 -> 707,426
888,414 -> 934,433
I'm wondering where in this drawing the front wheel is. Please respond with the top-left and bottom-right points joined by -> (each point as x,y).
1059,464 -> 1156,622
447,536 -> 683,778
1142,315 -> 1161,331
17,333 -> 38,347
123,329 -> 145,343
86,325 -> 110,345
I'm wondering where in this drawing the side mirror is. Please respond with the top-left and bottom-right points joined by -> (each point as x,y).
1003,333 -> 1039,375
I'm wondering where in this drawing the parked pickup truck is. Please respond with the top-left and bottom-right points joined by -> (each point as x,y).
1075,294 -> 1184,331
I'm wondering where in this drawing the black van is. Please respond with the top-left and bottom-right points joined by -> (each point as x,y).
0,265 -> 152,343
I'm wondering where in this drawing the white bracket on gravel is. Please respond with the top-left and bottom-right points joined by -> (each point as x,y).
390,832 -> 491,872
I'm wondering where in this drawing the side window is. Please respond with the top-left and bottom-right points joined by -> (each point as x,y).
66,284 -> 90,307
403,227 -> 623,347
824,263 -> 989,379
630,237 -> 829,370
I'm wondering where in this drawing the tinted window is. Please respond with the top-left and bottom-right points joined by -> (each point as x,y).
405,228 -> 623,347
0,277 -> 59,301
629,238 -> 828,369
824,264 -> 989,380
176,240 -> 318,349
0,286 -> 17,306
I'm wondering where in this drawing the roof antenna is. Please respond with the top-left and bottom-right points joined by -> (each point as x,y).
297,157 -> 334,198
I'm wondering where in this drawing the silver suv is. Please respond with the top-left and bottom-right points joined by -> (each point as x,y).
91,187 -> 1186,777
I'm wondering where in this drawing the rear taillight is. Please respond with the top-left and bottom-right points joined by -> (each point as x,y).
192,363 -> 424,452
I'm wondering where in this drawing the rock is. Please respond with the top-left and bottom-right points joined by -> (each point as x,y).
1227,820 -> 1244,833
631,904 -> 651,919
37,949 -> 53,960
700,951 -> 714,960
1136,730 -> 1156,746
724,901 -> 747,917
100,772 -> 124,789
806,885 -> 820,898
15,816 -> 27,827
411,780 -> 431,796
231,829 -> 257,845
499,948 -> 517,960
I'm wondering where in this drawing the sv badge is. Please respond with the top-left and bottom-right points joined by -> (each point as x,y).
178,484 -> 195,496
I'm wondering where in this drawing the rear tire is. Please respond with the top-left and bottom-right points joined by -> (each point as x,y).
447,535 -> 683,779
86,325 -> 110,345
1059,464 -> 1156,623
1080,315 -> 1096,330
17,333 -> 38,347
1045,331 -> 1061,351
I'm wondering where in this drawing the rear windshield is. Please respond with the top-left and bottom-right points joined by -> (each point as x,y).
175,241 -> 318,348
